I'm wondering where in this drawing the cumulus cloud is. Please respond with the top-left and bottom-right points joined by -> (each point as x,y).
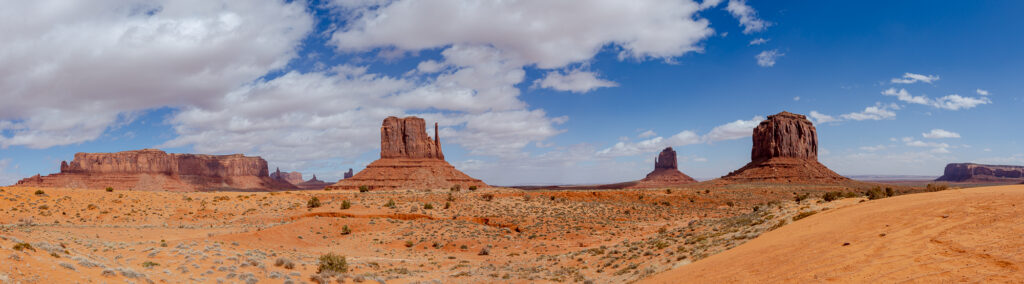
534,69 -> 618,93
840,103 -> 899,121
902,137 -> 951,153
882,88 -> 991,110
756,49 -> 783,67
922,129 -> 960,139
808,111 -> 838,124
725,0 -> 769,34
890,73 -> 939,84
597,116 -> 763,157
638,130 -> 657,138
749,38 -> 769,45
976,89 -> 989,96
0,159 -> 19,186
0,0 -> 314,149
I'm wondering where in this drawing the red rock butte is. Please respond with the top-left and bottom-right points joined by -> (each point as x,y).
14,149 -> 296,191
935,163 -> 1024,183
630,147 -> 697,188
722,111 -> 849,183
327,116 -> 485,190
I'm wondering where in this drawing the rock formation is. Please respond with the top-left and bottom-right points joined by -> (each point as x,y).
296,174 -> 332,190
629,147 -> 697,188
270,168 -> 304,185
935,163 -> 1024,183
327,116 -> 485,190
343,168 -> 354,179
14,149 -> 296,191
722,111 -> 848,183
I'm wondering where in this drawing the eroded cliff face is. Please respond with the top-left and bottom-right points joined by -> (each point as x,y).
329,116 -> 484,191
271,168 -> 304,185
936,163 -> 1024,182
723,111 -> 848,183
380,116 -> 444,159
15,149 -> 294,191
654,147 -> 678,170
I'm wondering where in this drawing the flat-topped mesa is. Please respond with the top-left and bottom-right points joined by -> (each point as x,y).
14,149 -> 295,191
327,116 -> 485,191
722,111 -> 848,184
751,111 -> 817,162
630,147 -> 696,188
380,116 -> 444,160
936,163 -> 1024,183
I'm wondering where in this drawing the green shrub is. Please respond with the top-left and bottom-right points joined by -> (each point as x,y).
317,253 -> 348,274
358,185 -> 369,192
481,193 -> 494,202
468,185 -> 478,191
926,183 -> 949,192
384,199 -> 396,208
340,200 -> 351,210
307,197 -> 322,208
105,187 -> 114,192
885,187 -> 895,197
444,202 -> 451,209
341,225 -> 351,235
141,261 -> 159,268
423,203 -> 434,210
865,187 -> 887,200
794,193 -> 809,203
34,190 -> 45,195
822,191 -> 844,202
12,243 -> 34,252
404,240 -> 414,247
450,185 -> 462,192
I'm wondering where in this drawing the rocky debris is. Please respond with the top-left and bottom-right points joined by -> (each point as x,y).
936,163 -> 1024,183
380,116 -> 444,159
343,168 -> 354,179
14,149 -> 296,191
630,147 -> 697,188
270,168 -> 304,185
296,174 -> 331,190
328,116 -> 485,190
722,111 -> 848,183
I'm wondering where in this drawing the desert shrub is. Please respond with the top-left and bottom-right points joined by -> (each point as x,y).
384,199 -> 396,208
885,187 -> 895,197
13,243 -> 35,252
341,225 -> 351,235
141,261 -> 159,268
726,201 -> 735,207
926,183 -> 949,192
317,253 -> 347,274
340,200 -> 351,210
358,185 -> 369,192
444,202 -> 451,209
404,240 -> 414,248
307,197 -> 322,208
792,211 -> 817,221
794,193 -> 810,203
446,193 -> 455,202
481,193 -> 494,202
478,246 -> 490,256
34,190 -> 45,195
468,185 -> 478,191
105,187 -> 114,192
451,184 -> 462,192
865,187 -> 887,200
274,258 -> 295,269
423,203 -> 433,210
822,191 -> 844,202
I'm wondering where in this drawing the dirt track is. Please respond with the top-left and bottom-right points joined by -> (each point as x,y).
642,185 -> 1024,283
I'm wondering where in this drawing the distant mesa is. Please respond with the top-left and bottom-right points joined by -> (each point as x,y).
327,116 -> 486,191
271,168 -> 304,185
343,168 -> 354,179
296,174 -> 332,190
936,163 -> 1024,183
629,147 -> 697,188
721,111 -> 849,183
14,149 -> 296,191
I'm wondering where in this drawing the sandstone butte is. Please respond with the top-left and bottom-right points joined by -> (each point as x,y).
326,116 -> 486,190
629,147 -> 697,188
935,163 -> 1024,183
295,174 -> 332,190
721,111 -> 849,183
343,168 -> 354,179
13,149 -> 296,192
270,168 -> 304,185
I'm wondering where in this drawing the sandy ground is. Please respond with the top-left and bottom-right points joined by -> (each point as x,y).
642,184 -> 1024,283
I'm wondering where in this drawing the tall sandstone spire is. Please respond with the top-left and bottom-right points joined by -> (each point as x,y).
630,147 -> 696,188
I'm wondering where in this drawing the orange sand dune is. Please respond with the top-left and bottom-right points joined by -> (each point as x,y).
643,185 -> 1024,283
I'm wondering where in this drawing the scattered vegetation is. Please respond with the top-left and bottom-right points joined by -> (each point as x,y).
926,183 -> 950,192
359,185 -> 370,192
13,243 -> 35,252
423,203 -> 434,210
792,211 -> 818,221
469,185 -> 478,191
865,186 -> 895,200
822,191 -> 860,202
105,187 -> 114,192
340,200 -> 351,209
481,193 -> 495,202
34,190 -> 45,195
341,225 -> 351,235
307,196 -> 322,208
317,253 -> 348,274
384,199 -> 396,208
450,185 -> 462,192
793,193 -> 810,203
275,258 -> 295,269
141,261 -> 159,268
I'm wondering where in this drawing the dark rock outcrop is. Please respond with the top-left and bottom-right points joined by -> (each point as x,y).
271,168 -> 304,185
296,174 -> 331,190
14,149 -> 295,191
936,163 -> 1024,183
722,111 -> 848,183
328,116 -> 485,191
630,147 -> 697,188
343,168 -> 354,179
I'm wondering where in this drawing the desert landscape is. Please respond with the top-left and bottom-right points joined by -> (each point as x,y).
2,1 -> 1021,283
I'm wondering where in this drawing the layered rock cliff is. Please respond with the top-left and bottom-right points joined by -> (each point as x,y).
936,163 -> 1024,183
15,149 -> 295,191
328,116 -> 485,190
722,111 -> 848,183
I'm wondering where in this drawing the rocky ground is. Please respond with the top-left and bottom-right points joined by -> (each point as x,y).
0,181 -> 938,283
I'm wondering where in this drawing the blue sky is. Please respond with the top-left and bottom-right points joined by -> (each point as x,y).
1,0 -> 1021,185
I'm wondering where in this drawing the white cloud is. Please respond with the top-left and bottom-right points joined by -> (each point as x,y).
534,69 -> 618,93
882,88 -> 991,110
638,130 -> 657,138
597,116 -> 763,157
749,38 -> 768,45
859,145 -> 887,152
890,73 -> 940,84
725,0 -> 769,34
793,96 -> 800,101
976,89 -> 989,96
0,0 -> 314,149
756,49 -> 783,67
808,111 -> 838,124
840,103 -> 899,121
903,138 -> 951,153
0,159 -> 20,186
922,129 -> 960,139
